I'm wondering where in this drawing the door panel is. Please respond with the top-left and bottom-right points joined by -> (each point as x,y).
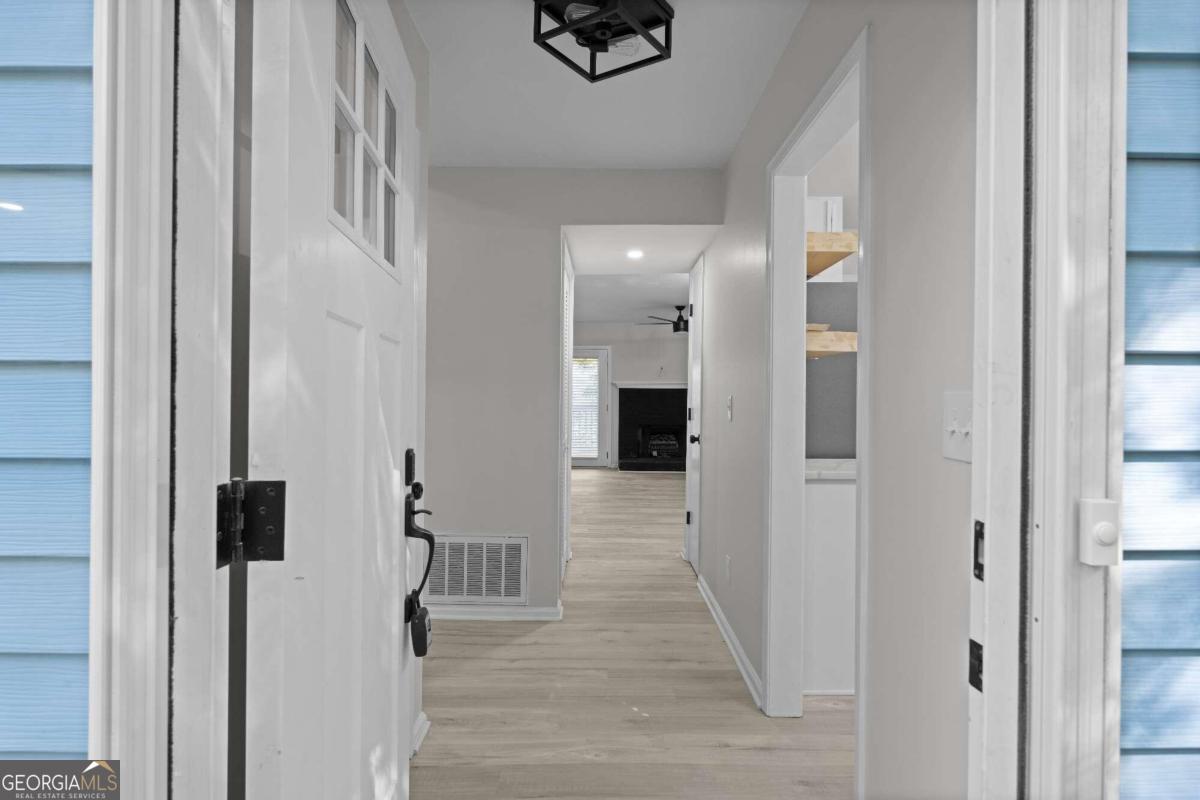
244,0 -> 419,796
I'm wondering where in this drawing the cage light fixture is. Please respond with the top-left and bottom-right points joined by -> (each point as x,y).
533,0 -> 674,83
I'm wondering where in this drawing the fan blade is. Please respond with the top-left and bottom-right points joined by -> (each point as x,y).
647,315 -> 674,323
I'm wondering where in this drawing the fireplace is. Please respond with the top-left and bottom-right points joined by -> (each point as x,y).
617,388 -> 687,471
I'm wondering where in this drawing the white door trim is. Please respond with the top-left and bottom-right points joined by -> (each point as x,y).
89,0 -> 175,793
967,1 -> 1027,796
559,237 -> 575,575
762,27 -> 870,740
172,0 -> 238,796
684,256 -> 704,566
1026,0 -> 1125,797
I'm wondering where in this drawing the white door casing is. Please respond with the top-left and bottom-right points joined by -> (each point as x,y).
560,241 -> 575,575
171,0 -> 236,796
244,0 -> 422,797
764,32 -> 867,721
684,256 -> 704,567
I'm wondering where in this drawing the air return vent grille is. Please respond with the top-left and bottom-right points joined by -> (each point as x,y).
426,536 -> 527,604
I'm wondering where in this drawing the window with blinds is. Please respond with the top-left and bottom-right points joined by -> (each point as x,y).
571,357 -> 601,459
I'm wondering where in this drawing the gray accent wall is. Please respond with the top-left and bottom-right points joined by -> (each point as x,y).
806,283 -> 857,459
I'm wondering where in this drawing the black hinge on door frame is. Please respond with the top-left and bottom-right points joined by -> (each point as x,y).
969,639 -> 983,692
217,478 -> 286,568
686,510 -> 692,525
973,519 -> 985,580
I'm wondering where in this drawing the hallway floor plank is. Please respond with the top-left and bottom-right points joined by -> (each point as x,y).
411,469 -> 854,799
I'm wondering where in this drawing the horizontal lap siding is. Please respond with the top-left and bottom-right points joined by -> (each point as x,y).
0,1 -> 93,758
1122,4 -> 1200,794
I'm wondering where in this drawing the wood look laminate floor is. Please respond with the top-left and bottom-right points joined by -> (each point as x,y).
411,469 -> 855,799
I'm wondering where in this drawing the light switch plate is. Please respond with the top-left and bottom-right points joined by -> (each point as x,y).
943,391 -> 972,462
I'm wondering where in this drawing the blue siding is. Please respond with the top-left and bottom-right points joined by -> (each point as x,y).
1122,753 -> 1200,800
0,169 -> 92,261
1127,256 -> 1200,352
0,265 -> 91,361
1127,160 -> 1200,253
0,71 -> 93,165
0,461 -> 90,557
1123,4 -> 1200,794
1129,60 -> 1200,157
0,0 -> 93,759
0,655 -> 88,755
0,1 -> 93,68
1129,0 -> 1200,56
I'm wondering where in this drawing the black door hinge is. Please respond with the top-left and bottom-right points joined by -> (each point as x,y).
217,478 -> 286,568
969,639 -> 983,692
686,510 -> 692,525
973,520 -> 985,580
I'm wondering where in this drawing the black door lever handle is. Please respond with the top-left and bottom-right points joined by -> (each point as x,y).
414,508 -> 432,517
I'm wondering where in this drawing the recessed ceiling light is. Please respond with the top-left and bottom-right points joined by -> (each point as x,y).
626,249 -> 644,260
0,201 -> 24,212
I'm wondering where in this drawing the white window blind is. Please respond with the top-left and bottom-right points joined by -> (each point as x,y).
571,357 -> 600,459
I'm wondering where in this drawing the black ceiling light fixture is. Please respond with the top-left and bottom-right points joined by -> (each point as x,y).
533,0 -> 674,83
638,305 -> 689,334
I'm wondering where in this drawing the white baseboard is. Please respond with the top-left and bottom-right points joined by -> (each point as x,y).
696,576 -> 763,707
804,689 -> 856,696
410,711 -> 430,757
427,601 -> 563,622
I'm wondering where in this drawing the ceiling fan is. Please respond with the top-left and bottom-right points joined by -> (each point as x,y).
639,305 -> 689,334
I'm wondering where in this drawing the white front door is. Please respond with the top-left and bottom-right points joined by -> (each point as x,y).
684,257 -> 704,567
243,0 -> 422,796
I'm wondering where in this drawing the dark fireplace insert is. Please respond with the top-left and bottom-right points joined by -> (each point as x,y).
617,388 -> 686,472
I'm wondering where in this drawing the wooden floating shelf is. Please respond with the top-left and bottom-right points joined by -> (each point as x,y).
807,329 -> 858,360
807,231 -> 859,278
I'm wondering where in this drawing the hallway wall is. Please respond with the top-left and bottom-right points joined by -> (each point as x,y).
574,323 -> 689,384
697,1 -> 976,797
426,168 -> 724,610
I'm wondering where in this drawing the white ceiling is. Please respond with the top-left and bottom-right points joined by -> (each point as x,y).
564,224 -> 720,274
566,224 -> 712,322
405,0 -> 810,169
575,273 -> 690,323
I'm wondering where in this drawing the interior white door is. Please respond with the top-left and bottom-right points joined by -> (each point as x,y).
684,257 -> 704,567
243,0 -> 421,796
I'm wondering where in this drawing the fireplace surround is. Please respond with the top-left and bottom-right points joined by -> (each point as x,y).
617,387 -> 686,471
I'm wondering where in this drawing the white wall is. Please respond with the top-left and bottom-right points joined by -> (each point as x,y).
426,168 -> 724,610
574,323 -> 688,384
697,1 -> 975,797
808,123 -> 860,229
803,475 -> 857,693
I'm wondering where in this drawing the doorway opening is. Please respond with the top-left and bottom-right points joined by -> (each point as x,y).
559,225 -> 717,580
763,29 -> 868,750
